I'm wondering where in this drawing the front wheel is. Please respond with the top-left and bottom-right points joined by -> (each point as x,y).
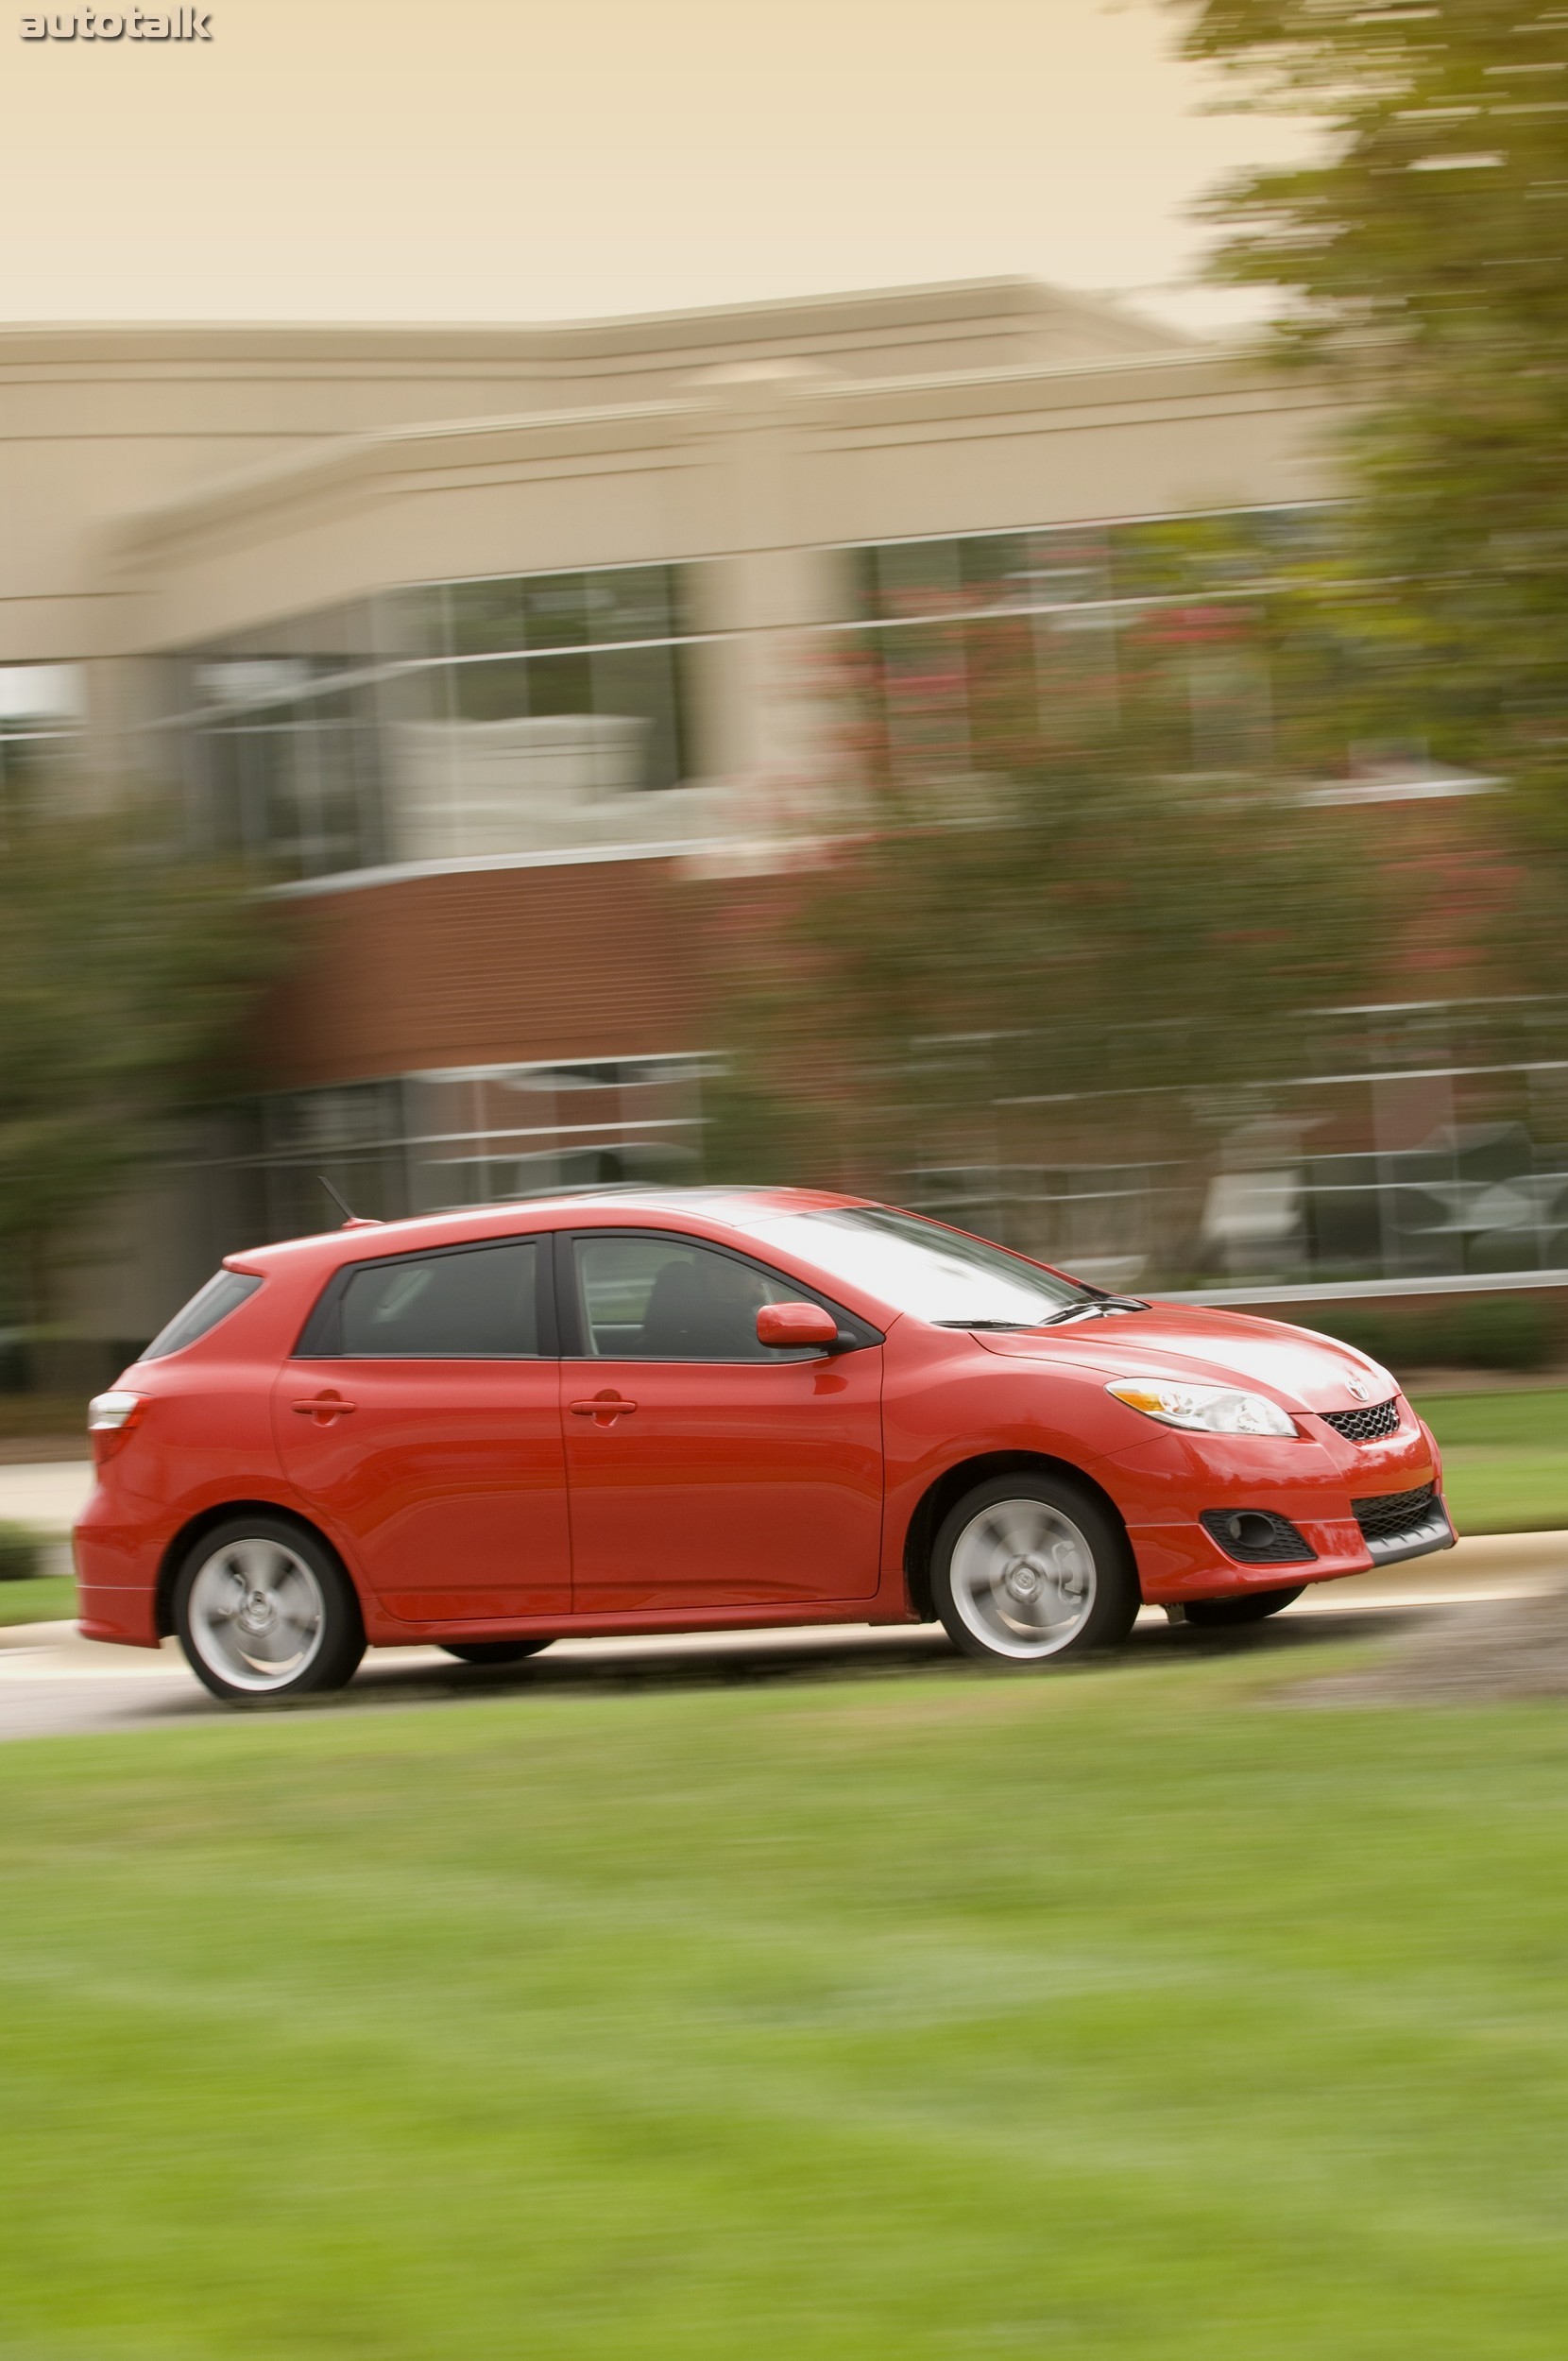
932,1474 -> 1139,1667
1185,1585 -> 1304,1629
439,1639 -> 554,1666
174,1517 -> 365,1704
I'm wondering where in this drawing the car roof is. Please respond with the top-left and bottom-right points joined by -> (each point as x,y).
227,1186 -> 872,1275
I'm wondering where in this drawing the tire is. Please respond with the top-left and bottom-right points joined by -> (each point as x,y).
439,1639 -> 554,1666
173,1515 -> 366,1705
931,1473 -> 1139,1667
1185,1585 -> 1304,1629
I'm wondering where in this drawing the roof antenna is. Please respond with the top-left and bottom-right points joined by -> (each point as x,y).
316,1173 -> 382,1229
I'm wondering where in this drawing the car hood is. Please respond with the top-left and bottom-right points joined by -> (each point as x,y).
970,1303 -> 1395,1414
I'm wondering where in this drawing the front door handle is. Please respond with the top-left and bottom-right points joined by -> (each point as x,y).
292,1394 -> 357,1424
569,1393 -> 638,1424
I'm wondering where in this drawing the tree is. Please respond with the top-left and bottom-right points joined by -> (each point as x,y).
1176,0 -> 1568,835
699,599 -> 1396,1249
0,789 -> 281,1359
703,7 -> 1568,1263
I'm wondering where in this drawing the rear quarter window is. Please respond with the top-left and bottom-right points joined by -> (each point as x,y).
138,1270 -> 263,1361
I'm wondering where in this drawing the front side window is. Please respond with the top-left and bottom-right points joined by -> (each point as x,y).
334,1240 -> 541,1358
573,1235 -> 810,1361
140,1270 -> 263,1361
724,1206 -> 1097,1327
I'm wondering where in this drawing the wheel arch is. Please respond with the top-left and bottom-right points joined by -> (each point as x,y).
900,1451 -> 1136,1620
155,1500 -> 363,1639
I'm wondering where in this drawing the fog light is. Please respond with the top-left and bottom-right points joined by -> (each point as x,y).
1200,1507 -> 1316,1565
1229,1512 -> 1279,1550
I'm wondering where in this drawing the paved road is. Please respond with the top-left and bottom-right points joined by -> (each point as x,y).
3,1534 -> 1563,1742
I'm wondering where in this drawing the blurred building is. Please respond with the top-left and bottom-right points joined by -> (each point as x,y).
2,279 -> 1558,1361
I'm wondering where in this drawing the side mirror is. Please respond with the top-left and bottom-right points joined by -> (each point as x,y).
757,1300 -> 840,1350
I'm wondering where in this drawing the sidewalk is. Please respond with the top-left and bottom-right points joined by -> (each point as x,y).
0,1460 -> 94,1533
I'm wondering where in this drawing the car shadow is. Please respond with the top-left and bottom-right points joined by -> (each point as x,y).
304,1600 -> 1433,1711
91,1600 -> 1446,1731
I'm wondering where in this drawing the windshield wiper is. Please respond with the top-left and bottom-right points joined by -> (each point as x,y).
1038,1296 -> 1149,1326
935,1300 -> 1149,1331
933,1319 -> 1033,1330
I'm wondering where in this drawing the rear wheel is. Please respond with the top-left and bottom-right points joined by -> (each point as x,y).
932,1474 -> 1139,1666
439,1640 -> 554,1666
1185,1585 -> 1304,1628
174,1517 -> 365,1704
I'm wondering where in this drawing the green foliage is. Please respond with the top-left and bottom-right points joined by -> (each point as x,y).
0,1521 -> 47,1583
698,1086 -> 828,1193
1321,1290 -> 1558,1372
707,0 -> 1568,1201
705,612 -> 1393,1191
1178,0 -> 1568,837
0,788 -> 281,1317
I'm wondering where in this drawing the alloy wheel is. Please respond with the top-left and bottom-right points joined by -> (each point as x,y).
946,1495 -> 1099,1660
186,1536 -> 328,1694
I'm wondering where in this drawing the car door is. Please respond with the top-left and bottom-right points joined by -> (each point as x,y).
559,1228 -> 884,1614
273,1232 -> 571,1624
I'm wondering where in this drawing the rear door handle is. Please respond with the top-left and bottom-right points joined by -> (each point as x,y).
569,1394 -> 638,1423
292,1394 -> 357,1424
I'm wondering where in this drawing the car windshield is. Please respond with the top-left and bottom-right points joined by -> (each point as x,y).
724,1206 -> 1098,1326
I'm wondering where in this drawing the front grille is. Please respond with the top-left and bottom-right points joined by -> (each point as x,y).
1354,1482 -> 1440,1546
1320,1399 -> 1401,1444
1201,1509 -> 1317,1565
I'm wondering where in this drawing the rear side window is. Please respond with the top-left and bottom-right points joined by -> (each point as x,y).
332,1240 -> 541,1359
139,1270 -> 263,1362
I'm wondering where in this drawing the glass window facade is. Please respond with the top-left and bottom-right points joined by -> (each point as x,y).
199,1056 -> 710,1246
159,565 -> 701,882
895,996 -> 1568,1291
840,510 -> 1318,780
0,663 -> 86,800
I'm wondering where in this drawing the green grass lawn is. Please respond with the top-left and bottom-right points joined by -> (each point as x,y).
1412,1388 -> 1568,1451
4,1662 -> 1568,2358
1413,1388 -> 1568,1533
0,1575 -> 73,1627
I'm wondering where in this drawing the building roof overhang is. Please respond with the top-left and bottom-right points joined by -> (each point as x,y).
108,343 -> 1325,584
0,273 -> 1186,372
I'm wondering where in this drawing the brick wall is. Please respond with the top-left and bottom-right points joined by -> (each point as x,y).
259,858 -> 708,1087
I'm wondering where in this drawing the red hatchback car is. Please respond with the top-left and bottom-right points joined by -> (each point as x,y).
74,1189 -> 1454,1702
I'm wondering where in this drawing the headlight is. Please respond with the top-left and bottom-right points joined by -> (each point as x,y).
1106,1378 -> 1297,1438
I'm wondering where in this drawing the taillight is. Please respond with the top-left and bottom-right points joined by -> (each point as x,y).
87,1390 -> 145,1463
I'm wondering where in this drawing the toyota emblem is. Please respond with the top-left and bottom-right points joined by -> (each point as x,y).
1346,1372 -> 1375,1402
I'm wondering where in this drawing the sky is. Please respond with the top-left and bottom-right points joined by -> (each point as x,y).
0,0 -> 1314,332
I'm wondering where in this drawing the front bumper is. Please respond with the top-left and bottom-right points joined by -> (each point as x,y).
1353,1485 -> 1455,1568
1098,1406 -> 1454,1603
